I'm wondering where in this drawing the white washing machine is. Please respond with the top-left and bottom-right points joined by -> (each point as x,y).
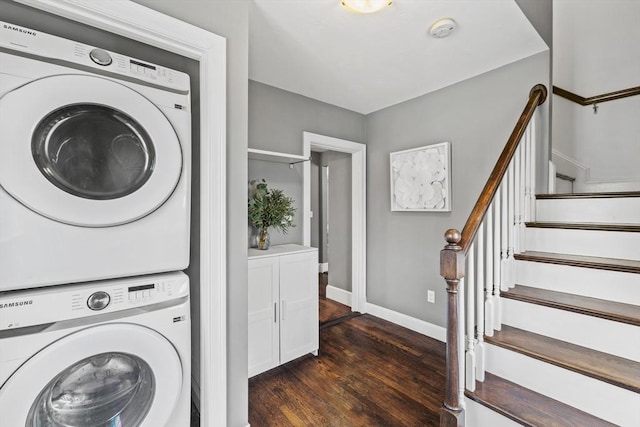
0,22 -> 191,291
0,271 -> 191,427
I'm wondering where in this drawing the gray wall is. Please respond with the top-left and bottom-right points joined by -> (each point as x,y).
515,0 -> 553,48
248,80 -> 365,250
365,51 -> 550,327
249,80 -> 365,155
132,1 -> 250,426
248,160 -> 304,246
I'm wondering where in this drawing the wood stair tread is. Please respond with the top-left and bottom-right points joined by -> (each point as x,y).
525,222 -> 640,232
514,251 -> 640,273
466,372 -> 617,427
485,325 -> 640,392
502,285 -> 640,326
536,191 -> 640,199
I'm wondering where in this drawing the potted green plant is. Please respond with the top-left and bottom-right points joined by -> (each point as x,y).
248,180 -> 295,250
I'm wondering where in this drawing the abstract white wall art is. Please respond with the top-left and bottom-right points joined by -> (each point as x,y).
390,142 -> 451,212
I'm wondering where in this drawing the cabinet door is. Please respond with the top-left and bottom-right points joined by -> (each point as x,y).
279,251 -> 319,365
248,257 -> 280,377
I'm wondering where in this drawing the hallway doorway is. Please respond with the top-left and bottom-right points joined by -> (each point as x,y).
303,132 -> 367,313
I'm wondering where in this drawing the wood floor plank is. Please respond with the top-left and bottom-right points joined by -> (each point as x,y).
319,272 -> 353,325
503,285 -> 640,326
486,325 -> 640,392
248,314 -> 446,426
467,372 -> 617,427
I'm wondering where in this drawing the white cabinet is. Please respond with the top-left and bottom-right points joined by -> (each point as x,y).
248,245 -> 318,378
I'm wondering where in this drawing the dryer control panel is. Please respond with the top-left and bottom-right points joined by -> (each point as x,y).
0,21 -> 189,94
0,271 -> 189,331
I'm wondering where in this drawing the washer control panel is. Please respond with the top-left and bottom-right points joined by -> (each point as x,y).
0,21 -> 189,93
0,272 -> 189,330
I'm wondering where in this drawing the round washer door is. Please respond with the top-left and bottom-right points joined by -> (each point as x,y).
0,74 -> 183,227
0,324 -> 183,427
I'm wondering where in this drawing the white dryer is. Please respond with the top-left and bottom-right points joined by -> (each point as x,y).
0,22 -> 191,290
0,271 -> 191,427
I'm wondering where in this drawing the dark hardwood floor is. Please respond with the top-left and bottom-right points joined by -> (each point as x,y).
249,314 -> 446,426
194,273 -> 446,426
318,272 -> 353,325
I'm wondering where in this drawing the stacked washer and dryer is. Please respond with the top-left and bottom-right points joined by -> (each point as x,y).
0,22 -> 193,427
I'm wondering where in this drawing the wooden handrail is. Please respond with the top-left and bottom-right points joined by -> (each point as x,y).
439,84 -> 548,427
553,85 -> 640,106
458,84 -> 547,253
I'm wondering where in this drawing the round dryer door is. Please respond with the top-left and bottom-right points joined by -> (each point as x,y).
0,74 -> 183,227
0,324 -> 183,427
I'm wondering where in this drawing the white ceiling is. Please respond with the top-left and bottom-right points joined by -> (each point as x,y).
249,0 -> 548,114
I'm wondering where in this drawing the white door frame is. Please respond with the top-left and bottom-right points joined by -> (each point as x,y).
303,132 -> 367,313
12,1 -> 227,426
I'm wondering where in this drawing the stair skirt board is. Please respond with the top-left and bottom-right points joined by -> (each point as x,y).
524,228 -> 640,260
515,260 -> 640,305
535,197 -> 640,224
484,344 -> 640,426
501,299 -> 640,362
464,397 -> 521,427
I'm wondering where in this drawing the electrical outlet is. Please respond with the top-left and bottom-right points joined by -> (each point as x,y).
427,290 -> 435,303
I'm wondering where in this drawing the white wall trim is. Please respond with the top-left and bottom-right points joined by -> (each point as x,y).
551,148 -> 588,170
12,2 -> 228,425
326,284 -> 352,307
366,303 -> 447,343
318,262 -> 329,273
303,132 -> 367,313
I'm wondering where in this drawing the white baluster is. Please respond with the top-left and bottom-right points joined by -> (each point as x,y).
476,223 -> 486,382
507,161 -> 516,289
485,204 -> 495,337
500,176 -> 509,292
458,277 -> 466,405
493,189 -> 503,330
465,244 -> 476,391
529,114 -> 537,221
519,139 -> 526,252
513,144 -> 521,253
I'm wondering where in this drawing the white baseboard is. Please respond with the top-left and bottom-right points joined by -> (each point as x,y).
318,262 -> 329,273
326,284 -> 351,306
365,302 -> 447,343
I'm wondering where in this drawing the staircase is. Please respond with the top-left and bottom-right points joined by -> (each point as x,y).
465,192 -> 640,426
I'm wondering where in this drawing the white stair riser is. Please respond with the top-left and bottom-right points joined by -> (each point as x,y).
485,344 -> 640,427
524,227 -> 640,260
515,260 -> 640,305
464,397 -> 521,427
501,299 -> 640,362
536,198 -> 640,224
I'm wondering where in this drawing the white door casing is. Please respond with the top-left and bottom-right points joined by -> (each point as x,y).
11,1 -> 228,425
303,131 -> 367,313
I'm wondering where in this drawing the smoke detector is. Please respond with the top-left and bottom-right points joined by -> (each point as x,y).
430,18 -> 457,38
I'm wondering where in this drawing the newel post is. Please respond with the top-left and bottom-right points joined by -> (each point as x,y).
440,229 -> 466,427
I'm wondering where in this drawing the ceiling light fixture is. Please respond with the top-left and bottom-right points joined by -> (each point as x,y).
429,18 -> 457,38
341,0 -> 392,14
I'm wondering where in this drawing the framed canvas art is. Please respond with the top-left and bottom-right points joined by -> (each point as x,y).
390,142 -> 451,212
